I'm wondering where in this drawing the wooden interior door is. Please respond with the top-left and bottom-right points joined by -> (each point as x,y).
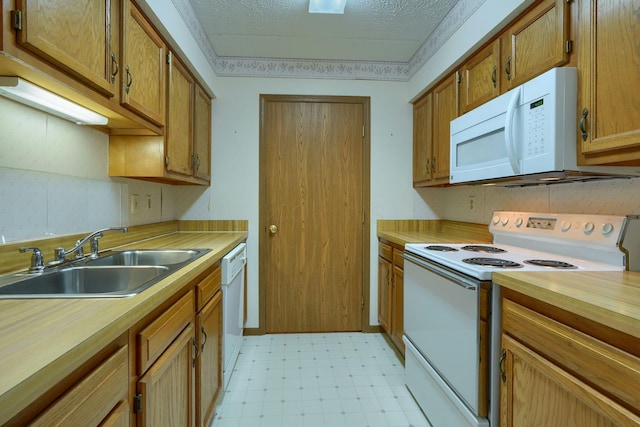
260,95 -> 368,333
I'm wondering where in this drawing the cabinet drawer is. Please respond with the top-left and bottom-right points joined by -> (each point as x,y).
30,346 -> 128,427
502,299 -> 640,412
138,290 -> 195,374
196,266 -> 221,311
393,249 -> 404,269
378,242 -> 392,262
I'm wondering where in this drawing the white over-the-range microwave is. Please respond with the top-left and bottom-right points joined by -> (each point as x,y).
449,67 -> 640,185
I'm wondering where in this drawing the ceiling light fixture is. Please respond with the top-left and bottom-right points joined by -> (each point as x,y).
309,0 -> 346,14
0,77 -> 108,125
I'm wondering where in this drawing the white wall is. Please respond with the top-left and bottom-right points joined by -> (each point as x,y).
0,97 -> 176,243
175,77 -> 415,328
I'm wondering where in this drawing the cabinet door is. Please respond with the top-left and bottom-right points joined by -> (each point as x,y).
166,52 -> 194,177
378,255 -> 392,333
121,0 -> 165,125
433,73 -> 457,181
502,0 -> 570,89
577,0 -> 640,163
29,346 -> 128,427
100,400 -> 130,427
196,291 -> 222,427
459,40 -> 500,114
391,263 -> 404,354
500,335 -> 640,427
137,324 -> 195,427
14,0 -> 118,97
193,84 -> 212,183
413,92 -> 433,186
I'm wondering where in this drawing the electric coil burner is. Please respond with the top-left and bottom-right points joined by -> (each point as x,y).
523,259 -> 577,269
462,257 -> 522,268
424,245 -> 458,252
461,245 -> 506,253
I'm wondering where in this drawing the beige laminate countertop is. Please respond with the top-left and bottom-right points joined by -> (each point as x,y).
0,231 -> 247,425
493,270 -> 640,341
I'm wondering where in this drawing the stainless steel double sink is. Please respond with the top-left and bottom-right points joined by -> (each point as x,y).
0,249 -> 210,299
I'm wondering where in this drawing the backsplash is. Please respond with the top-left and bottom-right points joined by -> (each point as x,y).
0,98 -> 175,243
415,177 -> 640,224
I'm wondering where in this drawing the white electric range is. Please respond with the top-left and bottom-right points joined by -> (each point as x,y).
402,211 -> 640,427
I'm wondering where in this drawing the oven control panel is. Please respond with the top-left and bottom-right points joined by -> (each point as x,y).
490,211 -> 628,244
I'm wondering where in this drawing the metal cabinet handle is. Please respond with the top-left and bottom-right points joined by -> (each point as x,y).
505,56 -> 512,81
580,108 -> 589,141
499,349 -> 507,383
201,326 -> 207,352
192,337 -> 199,367
432,157 -> 437,173
111,53 -> 119,83
125,66 -> 133,94
491,65 -> 497,88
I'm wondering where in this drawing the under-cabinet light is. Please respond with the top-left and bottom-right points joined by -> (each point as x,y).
0,77 -> 108,125
309,0 -> 346,14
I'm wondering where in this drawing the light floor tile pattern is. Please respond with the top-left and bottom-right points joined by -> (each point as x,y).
214,333 -> 430,427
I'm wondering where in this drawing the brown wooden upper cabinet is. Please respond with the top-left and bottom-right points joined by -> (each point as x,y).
12,0 -> 119,97
412,92 -> 433,185
412,73 -> 457,188
109,49 -> 212,185
121,0 -> 166,126
577,0 -> 640,165
459,40 -> 501,115
166,52 -> 195,178
500,0 -> 570,90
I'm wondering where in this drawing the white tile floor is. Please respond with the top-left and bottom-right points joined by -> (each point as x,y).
213,333 -> 430,427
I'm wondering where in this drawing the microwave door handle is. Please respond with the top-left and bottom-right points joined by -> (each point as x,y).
504,88 -> 521,174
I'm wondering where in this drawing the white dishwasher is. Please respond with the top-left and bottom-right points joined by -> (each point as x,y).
221,243 -> 246,390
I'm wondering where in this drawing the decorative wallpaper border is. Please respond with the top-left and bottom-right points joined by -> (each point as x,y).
170,0 -> 485,81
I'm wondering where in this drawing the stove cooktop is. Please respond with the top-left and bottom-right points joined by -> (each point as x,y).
405,242 -> 624,281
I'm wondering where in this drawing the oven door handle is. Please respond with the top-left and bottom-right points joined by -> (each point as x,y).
402,252 -> 478,291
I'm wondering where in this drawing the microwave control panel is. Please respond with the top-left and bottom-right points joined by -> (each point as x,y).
525,97 -> 547,156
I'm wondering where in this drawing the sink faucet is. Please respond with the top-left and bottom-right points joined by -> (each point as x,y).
18,247 -> 45,273
53,227 -> 128,264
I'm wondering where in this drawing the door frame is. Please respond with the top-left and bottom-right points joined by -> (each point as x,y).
254,94 -> 371,335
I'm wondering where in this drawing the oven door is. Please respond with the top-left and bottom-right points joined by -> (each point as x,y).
403,252 -> 489,426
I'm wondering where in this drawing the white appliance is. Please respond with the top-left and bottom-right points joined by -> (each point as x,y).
221,243 -> 247,390
449,67 -> 640,185
403,211 -> 640,427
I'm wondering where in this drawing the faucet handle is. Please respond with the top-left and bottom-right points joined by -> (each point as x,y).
19,247 -> 45,273
89,232 -> 104,258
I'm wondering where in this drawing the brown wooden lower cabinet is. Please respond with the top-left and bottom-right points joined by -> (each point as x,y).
28,345 -> 129,427
377,240 -> 404,355
196,290 -> 222,427
500,292 -> 640,426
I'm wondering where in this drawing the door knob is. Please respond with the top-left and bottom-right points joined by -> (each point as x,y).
269,224 -> 278,234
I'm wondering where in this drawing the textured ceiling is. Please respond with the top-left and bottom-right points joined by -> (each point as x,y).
188,0 -> 461,62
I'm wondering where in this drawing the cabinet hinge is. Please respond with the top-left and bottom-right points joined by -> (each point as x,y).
10,10 -> 22,31
362,126 -> 365,137
134,393 -> 143,414
565,40 -> 573,54
456,70 -> 461,84
167,51 -> 172,65
361,296 -> 364,309
165,156 -> 170,166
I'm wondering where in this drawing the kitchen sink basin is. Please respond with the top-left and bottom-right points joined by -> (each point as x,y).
0,266 -> 169,298
87,250 -> 200,266
0,248 -> 210,299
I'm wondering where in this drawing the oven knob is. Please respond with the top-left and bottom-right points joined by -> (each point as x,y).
583,222 -> 595,234
515,217 -> 523,227
561,220 -> 572,232
601,223 -> 614,235
492,215 -> 500,225
501,217 -> 509,226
